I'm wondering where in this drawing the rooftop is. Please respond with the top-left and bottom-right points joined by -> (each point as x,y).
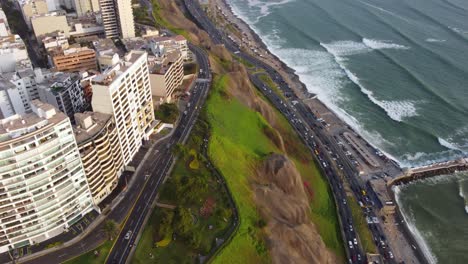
92,50 -> 146,86
74,111 -> 112,144
0,100 -> 67,143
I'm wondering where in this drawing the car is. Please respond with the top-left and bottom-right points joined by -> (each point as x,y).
349,225 -> 353,231
389,251 -> 394,259
357,254 -> 361,261
348,241 -> 353,249
343,199 -> 347,205
125,230 -> 132,240
353,238 -> 357,245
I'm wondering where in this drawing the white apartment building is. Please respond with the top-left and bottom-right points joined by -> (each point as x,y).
99,0 -> 135,39
0,35 -> 32,74
148,50 -> 184,103
91,51 -> 155,166
0,100 -> 95,253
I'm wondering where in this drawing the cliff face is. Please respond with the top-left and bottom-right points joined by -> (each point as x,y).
254,154 -> 336,264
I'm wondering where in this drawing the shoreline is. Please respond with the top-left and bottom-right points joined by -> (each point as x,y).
207,0 -> 432,263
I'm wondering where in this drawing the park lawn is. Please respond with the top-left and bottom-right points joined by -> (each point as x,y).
347,195 -> 378,254
133,108 -> 234,263
63,241 -> 112,264
132,208 -> 192,264
206,74 -> 344,263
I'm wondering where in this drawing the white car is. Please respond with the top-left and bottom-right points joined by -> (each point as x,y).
353,238 -> 358,245
125,231 -> 132,240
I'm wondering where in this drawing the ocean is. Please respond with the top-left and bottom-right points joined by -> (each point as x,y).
226,0 -> 468,263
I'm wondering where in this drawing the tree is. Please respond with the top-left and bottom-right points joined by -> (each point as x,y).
103,220 -> 118,241
174,207 -> 193,237
158,210 -> 175,238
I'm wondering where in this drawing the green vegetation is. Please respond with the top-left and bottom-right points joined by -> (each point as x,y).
132,114 -> 234,263
347,196 -> 377,254
103,220 -> 119,241
257,74 -> 286,100
155,103 -> 179,123
64,241 -> 112,264
150,0 -> 189,38
205,74 -> 344,263
45,241 -> 63,249
133,6 -> 154,26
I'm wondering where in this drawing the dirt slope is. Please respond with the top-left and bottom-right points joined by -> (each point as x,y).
254,154 -> 337,264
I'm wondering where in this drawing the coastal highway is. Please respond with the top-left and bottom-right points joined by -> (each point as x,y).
105,45 -> 211,264
184,0 -> 400,263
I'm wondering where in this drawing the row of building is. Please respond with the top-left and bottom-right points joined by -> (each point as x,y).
0,1 -> 193,253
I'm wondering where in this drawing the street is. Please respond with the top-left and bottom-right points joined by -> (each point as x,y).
104,45 -> 211,264
183,0 -> 406,263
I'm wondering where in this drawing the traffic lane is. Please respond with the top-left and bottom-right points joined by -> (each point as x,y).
107,71 -> 210,263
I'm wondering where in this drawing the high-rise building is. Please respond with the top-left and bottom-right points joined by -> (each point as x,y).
37,72 -> 87,121
99,0 -> 135,39
74,0 -> 100,17
74,112 -> 123,205
91,51 -> 155,165
0,100 -> 94,253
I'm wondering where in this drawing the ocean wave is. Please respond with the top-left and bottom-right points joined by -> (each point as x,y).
363,38 -> 410,50
319,41 -> 417,122
400,149 -> 466,168
394,186 -> 439,264
449,26 -> 468,35
425,38 -> 446,43
244,0 -> 295,23
438,137 -> 464,152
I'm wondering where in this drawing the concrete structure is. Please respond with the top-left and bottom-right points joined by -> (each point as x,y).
148,35 -> 190,61
19,0 -> 49,30
368,178 -> 396,215
123,37 -> 185,102
0,100 -> 95,253
99,0 -> 135,39
0,35 -> 32,73
148,51 -> 184,102
74,0 -> 100,16
37,72 -> 86,120
0,8 -> 8,28
31,12 -> 69,42
74,112 -> 123,205
91,50 -> 155,165
0,68 -> 51,118
49,45 -> 97,72
68,15 -> 105,40
0,19 -> 9,37
42,33 -> 69,51
93,38 -> 122,71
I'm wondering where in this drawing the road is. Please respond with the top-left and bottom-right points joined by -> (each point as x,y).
183,1 -> 405,263
104,45 -> 211,264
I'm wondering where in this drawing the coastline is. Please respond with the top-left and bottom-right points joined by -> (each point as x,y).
206,0 -> 431,263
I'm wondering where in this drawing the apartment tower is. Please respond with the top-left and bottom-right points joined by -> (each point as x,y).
91,51 -> 155,166
0,100 -> 94,253
99,0 -> 135,39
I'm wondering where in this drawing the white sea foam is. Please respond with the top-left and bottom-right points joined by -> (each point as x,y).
363,38 -> 410,50
320,41 -> 417,122
394,186 -> 439,264
425,38 -> 446,43
245,0 -> 295,23
438,137 -> 463,151
449,26 -> 468,35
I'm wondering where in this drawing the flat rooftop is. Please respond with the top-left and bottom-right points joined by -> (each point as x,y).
73,111 -> 112,145
92,50 -> 146,86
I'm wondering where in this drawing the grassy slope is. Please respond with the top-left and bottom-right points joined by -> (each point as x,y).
206,75 -> 344,263
347,196 -> 377,254
63,241 -> 112,264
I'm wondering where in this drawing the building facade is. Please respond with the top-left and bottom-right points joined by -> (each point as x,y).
74,112 -> 123,205
37,72 -> 86,121
91,51 -> 155,166
74,0 -> 100,17
148,50 -> 184,102
0,35 -> 32,73
31,12 -> 69,43
99,0 -> 135,39
0,100 -> 94,253
49,45 -> 97,73
19,0 -> 49,30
